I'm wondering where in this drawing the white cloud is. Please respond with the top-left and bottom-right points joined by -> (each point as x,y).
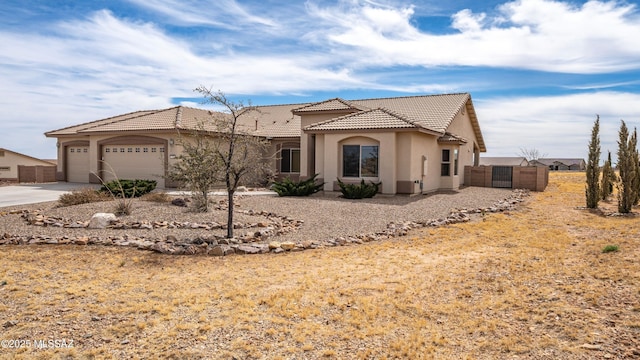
313,0 -> 640,73
125,0 -> 278,28
477,91 -> 640,160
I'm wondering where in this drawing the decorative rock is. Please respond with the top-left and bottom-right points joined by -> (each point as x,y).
3,320 -> 18,328
280,242 -> 295,250
268,241 -> 282,249
171,198 -> 189,207
87,213 -> 117,229
235,245 -> 260,255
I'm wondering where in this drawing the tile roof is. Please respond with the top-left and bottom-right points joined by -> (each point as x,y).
437,132 -> 468,144
44,93 -> 486,151
351,93 -> 469,133
303,108 -> 421,131
292,98 -> 367,113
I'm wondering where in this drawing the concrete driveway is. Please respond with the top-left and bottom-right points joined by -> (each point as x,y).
0,182 -> 99,207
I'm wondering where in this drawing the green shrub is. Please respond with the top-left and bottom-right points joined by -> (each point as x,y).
57,188 -> 110,207
100,179 -> 157,198
272,174 -> 324,196
337,179 -> 381,199
602,245 -> 620,253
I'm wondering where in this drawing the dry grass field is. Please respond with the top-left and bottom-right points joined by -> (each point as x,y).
1,172 -> 639,359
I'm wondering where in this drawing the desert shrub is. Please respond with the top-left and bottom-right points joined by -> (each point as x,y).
141,191 -> 171,203
337,179 -> 381,199
113,200 -> 133,216
57,188 -> 109,207
272,174 -> 324,196
602,245 -> 620,253
100,179 -> 157,198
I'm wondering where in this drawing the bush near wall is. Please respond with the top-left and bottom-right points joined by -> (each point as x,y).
100,179 -> 157,198
337,179 -> 380,199
272,174 -> 324,196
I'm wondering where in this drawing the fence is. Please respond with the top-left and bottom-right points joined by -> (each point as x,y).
464,166 -> 548,191
18,165 -> 57,183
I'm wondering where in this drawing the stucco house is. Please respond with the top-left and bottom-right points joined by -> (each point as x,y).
529,158 -> 586,171
0,148 -> 56,183
45,93 -> 486,194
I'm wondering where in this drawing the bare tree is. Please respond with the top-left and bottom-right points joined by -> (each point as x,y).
167,124 -> 222,212
518,147 -> 547,161
195,87 -> 271,238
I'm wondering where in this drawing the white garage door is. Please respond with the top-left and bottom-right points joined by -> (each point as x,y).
102,145 -> 165,188
67,146 -> 89,183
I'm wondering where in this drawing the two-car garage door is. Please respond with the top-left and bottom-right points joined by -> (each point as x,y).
102,145 -> 165,188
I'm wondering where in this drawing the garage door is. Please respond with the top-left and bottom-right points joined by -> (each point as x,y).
67,146 -> 90,183
102,145 -> 165,188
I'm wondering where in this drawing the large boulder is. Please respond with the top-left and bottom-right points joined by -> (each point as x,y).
87,213 -> 117,229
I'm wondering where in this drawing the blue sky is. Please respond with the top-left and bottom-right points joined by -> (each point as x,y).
2,0 -> 640,161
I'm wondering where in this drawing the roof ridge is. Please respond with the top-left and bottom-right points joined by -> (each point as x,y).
304,107 -> 421,130
293,97 -> 368,113
175,106 -> 183,128
349,92 -> 470,102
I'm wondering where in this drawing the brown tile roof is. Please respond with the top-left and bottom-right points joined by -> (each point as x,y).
437,132 -> 468,144
350,93 -> 470,134
292,98 -> 367,113
45,110 -> 158,136
304,108 -> 421,131
44,93 -> 486,151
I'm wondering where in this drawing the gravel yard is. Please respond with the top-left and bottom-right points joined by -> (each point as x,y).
1,187 -> 514,246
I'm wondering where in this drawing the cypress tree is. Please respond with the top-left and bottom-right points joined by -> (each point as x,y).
600,151 -> 616,201
630,128 -> 640,205
617,120 -> 634,213
585,116 -> 601,209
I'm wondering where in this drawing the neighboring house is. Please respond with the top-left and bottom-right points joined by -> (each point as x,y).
479,157 -> 529,167
530,158 -> 586,171
0,148 -> 56,182
45,93 -> 486,194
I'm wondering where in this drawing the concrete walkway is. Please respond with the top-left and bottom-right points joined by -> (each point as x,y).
0,182 -> 276,207
0,182 -> 99,207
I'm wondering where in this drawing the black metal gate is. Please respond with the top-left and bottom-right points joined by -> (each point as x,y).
492,166 -> 513,188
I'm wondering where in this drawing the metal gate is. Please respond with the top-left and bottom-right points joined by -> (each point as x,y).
492,166 -> 513,188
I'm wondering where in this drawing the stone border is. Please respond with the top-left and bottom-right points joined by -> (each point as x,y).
0,189 -> 530,256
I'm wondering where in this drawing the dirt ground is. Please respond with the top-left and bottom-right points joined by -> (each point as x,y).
0,172 -> 639,359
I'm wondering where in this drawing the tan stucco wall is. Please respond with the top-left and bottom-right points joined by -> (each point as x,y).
446,108 -> 481,183
318,133 -> 397,194
0,151 -> 54,180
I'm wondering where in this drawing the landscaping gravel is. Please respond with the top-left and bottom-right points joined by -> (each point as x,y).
0,187 -> 515,245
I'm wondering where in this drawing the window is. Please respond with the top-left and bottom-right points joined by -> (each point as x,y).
105,148 -> 110,153
135,148 -> 140,153
343,145 -> 379,177
0,166 -> 10,171
83,148 -> 88,153
454,149 -> 459,176
143,148 -> 148,153
281,148 -> 300,173
70,148 -> 75,153
128,148 -> 133,153
441,149 -> 450,176
120,148 -> 125,153
159,147 -> 165,153
0,150 -> 5,157
151,147 -> 157,153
